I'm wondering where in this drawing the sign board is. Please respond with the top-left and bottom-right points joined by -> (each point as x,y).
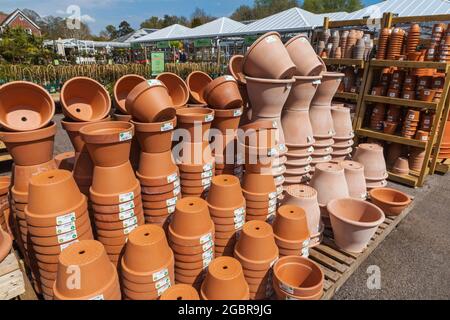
194,38 -> 212,48
157,41 -> 171,49
151,52 -> 165,76
131,42 -> 141,49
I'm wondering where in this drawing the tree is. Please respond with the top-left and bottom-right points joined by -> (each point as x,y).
253,0 -> 298,19
99,25 -> 118,40
302,0 -> 363,13
230,5 -> 255,21
190,8 -> 215,27
117,20 -> 134,37
141,16 -> 163,29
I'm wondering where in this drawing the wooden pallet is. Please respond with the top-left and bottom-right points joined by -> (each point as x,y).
0,141 -> 12,164
313,201 -> 414,300
0,251 -> 25,300
435,158 -> 450,174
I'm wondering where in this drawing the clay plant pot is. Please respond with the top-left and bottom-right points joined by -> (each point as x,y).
0,122 -> 56,166
311,72 -> 344,107
156,72 -> 189,108
200,256 -> 249,300
211,107 -> 243,135
176,108 -> 214,143
273,205 -> 310,249
282,110 -> 314,146
228,55 -> 246,84
285,35 -> 324,77
204,75 -> 243,110
310,163 -> 349,206
137,151 -> 178,186
53,240 -> 121,300
369,188 -> 412,216
0,227 -> 12,262
284,76 -> 322,111
160,284 -> 200,300
327,198 -> 385,253
340,160 -> 367,200
186,71 -> 213,104
309,105 -> 335,138
0,81 -> 55,131
207,175 -> 244,209
113,74 -> 146,114
131,117 -> 176,153
243,32 -> 296,79
331,105 -> 354,139
80,121 -> 134,167
391,157 -> 410,175
61,77 -> 111,122
246,77 -> 295,119
54,151 -> 75,171
353,143 -> 388,180
241,173 -> 276,202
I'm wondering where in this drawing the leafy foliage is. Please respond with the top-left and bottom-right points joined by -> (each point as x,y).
302,0 -> 363,13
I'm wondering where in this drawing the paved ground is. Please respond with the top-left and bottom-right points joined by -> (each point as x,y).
2,113 -> 450,299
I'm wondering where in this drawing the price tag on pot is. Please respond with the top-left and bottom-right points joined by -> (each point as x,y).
161,122 -> 174,132
147,79 -> 162,86
266,35 -> 278,44
303,239 -> 310,248
266,213 -> 275,223
202,240 -> 214,252
233,108 -> 243,117
119,131 -> 133,142
224,75 -> 236,82
279,282 -> 294,295
155,277 -> 171,290
123,216 -> 138,228
167,172 -> 178,183
201,170 -> 213,178
119,208 -> 135,221
58,230 -> 78,244
302,247 -> 310,258
234,214 -> 245,224
285,296 -> 299,301
167,205 -> 176,214
56,212 -> 76,226
56,221 -> 76,234
152,268 -> 169,282
201,177 -> 212,186
60,239 -> 79,252
268,204 -> 277,214
234,206 -> 245,217
277,185 -> 284,195
313,79 -> 322,85
173,179 -> 181,188
89,294 -> 105,300
200,233 -> 213,245
269,198 -> 277,207
203,255 -> 213,269
202,248 -> 214,260
124,224 -> 138,235
157,283 -> 171,296
275,175 -> 284,184
119,192 -> 134,203
166,196 -> 178,207
119,200 -> 135,212
173,186 -> 181,196
203,163 -> 214,172
204,114 -> 214,122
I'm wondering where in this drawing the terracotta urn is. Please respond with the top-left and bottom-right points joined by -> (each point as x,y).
156,72 -> 189,108
309,105 -> 335,138
186,71 -> 213,104
125,79 -> 176,123
273,205 -> 310,251
331,105 -> 354,139
228,55 -> 246,84
311,72 -> 345,107
132,116 -> 176,153
160,284 -> 200,300
176,107 -> 214,143
284,76 -> 322,111
113,74 -> 146,114
285,35 -> 325,76
282,110 -> 314,147
0,81 -> 55,131
353,143 -> 388,180
61,77 -> 111,122
340,160 -> 367,200
243,32 -> 296,79
327,198 -> 385,253
204,75 -> 243,109
309,162 -> 349,207
369,188 -> 412,216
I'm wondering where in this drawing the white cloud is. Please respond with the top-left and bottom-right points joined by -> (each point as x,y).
81,14 -> 96,23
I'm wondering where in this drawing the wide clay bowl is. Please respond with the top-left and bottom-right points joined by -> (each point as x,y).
186,71 -> 213,104
0,81 -> 55,131
113,74 -> 146,114
156,72 -> 189,108
369,188 -> 412,216
228,55 -> 246,84
61,77 -> 111,122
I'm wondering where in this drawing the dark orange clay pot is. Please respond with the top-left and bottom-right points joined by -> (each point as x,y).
156,72 -> 190,108
207,175 -> 244,209
186,71 -> 213,104
113,74 -> 146,114
176,108 -> 214,142
160,284 -> 200,300
204,75 -> 243,110
61,117 -> 111,153
131,117 -> 176,153
0,81 -> 55,131
369,188 -> 412,216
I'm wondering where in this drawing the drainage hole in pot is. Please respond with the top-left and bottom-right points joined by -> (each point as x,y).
78,250 -> 85,255
76,108 -> 81,113
21,117 -> 27,122
290,210 -> 294,213
144,233 -> 150,236
189,202 -> 194,206
222,266 -> 228,270
255,227 -> 260,231
48,176 -> 55,179
177,296 -> 183,300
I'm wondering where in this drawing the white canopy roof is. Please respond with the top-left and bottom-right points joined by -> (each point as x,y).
132,24 -> 191,43
181,17 -> 245,39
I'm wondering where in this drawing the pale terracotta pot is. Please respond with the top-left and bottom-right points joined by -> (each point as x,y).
160,284 -> 200,300
353,143 -> 388,180
228,55 -> 246,84
392,157 -> 410,175
284,76 -> 322,111
156,72 -> 189,108
282,110 -> 314,147
385,143 -> 404,169
211,107 -> 243,135
186,71 -> 213,104
331,105 -> 354,139
310,105 -> 335,138
340,160 -> 367,200
311,72 -> 345,106
204,75 -> 243,110
309,162 -> 349,206
113,74 -> 146,114
285,35 -> 324,76
369,188 -> 412,216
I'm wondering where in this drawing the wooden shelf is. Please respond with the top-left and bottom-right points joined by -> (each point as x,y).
356,128 -> 427,148
364,95 -> 438,109
370,59 -> 449,71
335,92 -> 359,101
322,58 -> 365,68
387,171 -> 419,187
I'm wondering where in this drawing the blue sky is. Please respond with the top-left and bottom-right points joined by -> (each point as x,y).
1,0 -> 381,34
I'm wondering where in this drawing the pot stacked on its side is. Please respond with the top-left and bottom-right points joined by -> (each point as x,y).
353,143 -> 388,189
331,104 -> 354,161
25,169 -> 94,300
120,225 -> 175,300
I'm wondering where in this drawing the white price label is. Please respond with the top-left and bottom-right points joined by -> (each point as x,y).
124,224 -> 138,235
56,212 -> 76,226
205,114 -> 214,122
123,216 -> 138,228
119,131 -> 133,142
224,75 -> 235,81
60,239 -> 79,252
157,283 -> 171,296
203,163 -> 213,172
201,170 -> 214,178
119,192 -> 134,203
202,240 -> 214,252
119,208 -> 135,221
200,233 -> 213,244
161,122 -> 174,132
119,200 -> 135,212
233,109 -> 243,117
155,277 -> 171,290
234,207 -> 245,216
167,206 -> 176,214
147,79 -> 162,86
269,192 -> 277,200
166,196 -> 178,207
57,230 -> 78,244
167,172 -> 178,183
266,35 -> 278,43
280,282 -> 294,294
152,268 -> 169,282
56,221 -> 76,234
89,294 -> 105,300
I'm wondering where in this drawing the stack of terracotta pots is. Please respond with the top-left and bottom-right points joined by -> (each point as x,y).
120,225 -> 175,300
406,24 -> 421,55
377,28 -> 391,59
0,81 -> 57,265
228,55 -> 251,124
207,175 -> 246,257
392,157 -> 410,175
80,121 -> 144,267
427,23 -> 448,61
160,284 -> 200,300
353,143 -> 388,189
401,109 -> 421,139
234,220 -> 279,300
0,176 -> 11,234
386,28 -> 406,60
25,169 -> 94,300
331,104 -> 354,161
53,240 -> 121,300
168,197 -> 215,290
54,151 -> 75,171
438,113 -> 450,159
0,222 -> 12,264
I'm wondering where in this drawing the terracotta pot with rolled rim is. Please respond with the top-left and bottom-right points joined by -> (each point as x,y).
309,105 -> 335,138
241,173 -> 276,202
54,151 -> 75,171
228,55 -> 246,84
0,122 -> 56,166
327,198 -> 385,253
340,160 -> 367,200
61,77 -> 111,122
176,140 -> 214,168
80,121 -> 134,167
282,110 -> 314,147
204,75 -> 243,110
186,71 -> 213,104
176,107 -> 214,143
113,74 -> 146,114
369,188 -> 412,216
331,105 -> 354,139
353,143 -> 387,180
243,32 -> 296,80
246,77 -> 295,119
273,205 -> 310,247
285,35 -> 325,77
310,162 -> 349,207
53,240 -> 121,300
131,116 -> 176,153
207,175 -> 244,209
0,81 -> 55,131
137,151 -> 178,184
200,256 -> 249,300
311,72 -> 345,107
211,107 -> 243,135
284,75 -> 322,111
160,284 -> 200,300
156,72 -> 189,108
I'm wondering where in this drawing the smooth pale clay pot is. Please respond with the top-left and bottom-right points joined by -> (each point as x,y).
160,284 -> 200,300
186,71 -> 213,104
131,117 -> 176,153
327,198 -> 385,253
331,105 -> 354,139
340,160 -> 367,200
309,105 -> 335,138
284,75 -> 322,111
228,55 -> 246,84
156,72 -> 189,108
243,32 -> 296,79
113,74 -> 146,114
273,205 -> 310,246
369,188 -> 412,216
285,35 -> 325,76
203,75 -> 243,110
61,77 -> 111,122
0,81 -> 55,131
282,110 -> 314,147
311,72 -> 345,107
353,143 -> 387,180
392,157 -> 410,175
309,162 -> 349,206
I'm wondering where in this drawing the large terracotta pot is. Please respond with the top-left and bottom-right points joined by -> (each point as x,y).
273,205 -> 310,249
309,105 -> 335,138
0,81 -> 55,131
156,72 -> 189,108
131,117 -> 176,153
310,162 -> 349,206
369,188 -> 412,216
285,35 -> 324,77
186,71 -> 213,104
311,72 -> 345,107
204,75 -> 243,110
176,108 -> 214,143
243,32 -> 296,79
353,143 -> 387,180
331,105 -> 354,139
61,117 -> 111,154
327,198 -> 385,253
160,284 -> 200,300
282,110 -> 314,147
61,77 -> 111,122
340,160 -> 367,200
137,151 -> 178,185
113,74 -> 146,114
207,175 -> 244,210
284,76 -> 322,111
228,55 -> 246,84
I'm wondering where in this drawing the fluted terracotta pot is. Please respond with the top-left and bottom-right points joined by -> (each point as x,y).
186,71 -> 213,104
156,72 -> 189,108
353,143 -> 387,180
310,105 -> 335,138
340,160 -> 367,200
369,188 -> 412,216
285,35 -> 324,76
311,72 -> 345,106
113,74 -> 146,114
284,75 -> 322,111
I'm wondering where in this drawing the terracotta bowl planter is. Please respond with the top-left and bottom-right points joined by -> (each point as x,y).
0,81 -> 55,131
204,75 -> 243,109
200,256 -> 249,300
243,32 -> 296,79
0,122 -> 56,166
310,162 -> 349,206
327,198 -> 385,253
311,72 -> 345,107
340,160 -> 367,200
310,105 -> 335,138
369,188 -> 412,216
113,74 -> 146,114
61,77 -> 111,122
228,55 -> 246,84
160,284 -> 200,300
131,117 -> 176,153
176,107 -> 214,142
353,143 -> 387,180
273,205 -> 310,248
186,71 -> 213,104
156,72 -> 189,108
284,76 -> 322,111
285,35 -> 324,76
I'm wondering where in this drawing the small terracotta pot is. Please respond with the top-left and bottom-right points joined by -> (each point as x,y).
228,55 -> 246,84
392,157 -> 410,175
243,32 -> 296,79
285,35 -> 324,77
369,188 -> 412,216
113,74 -> 146,114
207,175 -> 244,209
0,81 -> 55,131
340,160 -> 367,200
61,77 -> 111,122
353,143 -> 387,180
327,198 -> 385,253
160,284 -> 200,300
156,72 -> 189,108
284,76 -> 322,111
186,71 -> 213,104
310,163 -> 349,206
331,105 -> 353,139
131,117 -> 176,153
273,205 -> 310,247
204,75 -> 243,110
211,107 -> 243,135
311,72 -> 345,107
176,107 -> 214,142
310,105 -> 335,138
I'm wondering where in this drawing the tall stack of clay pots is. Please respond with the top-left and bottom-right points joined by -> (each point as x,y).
331,104 -> 354,161
120,225 -> 175,300
207,175 -> 246,257
353,143 -> 388,189
0,177 -> 11,234
0,81 -> 57,266
53,240 -> 121,300
80,121 -> 144,267
0,224 -> 12,264
234,220 -> 279,300
25,169 -> 94,300
386,28 -> 406,60
168,197 -> 215,290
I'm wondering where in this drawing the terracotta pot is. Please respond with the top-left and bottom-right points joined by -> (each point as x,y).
53,240 -> 121,300
310,105 -> 335,138
340,160 -> 367,200
176,107 -> 214,143
284,76 -> 322,111
156,72 -> 189,108
211,107 -> 242,135
186,71 -> 213,104
285,35 -> 324,77
310,162 -> 349,206
131,117 -> 176,153
246,77 -> 294,119
203,75 -> 243,110
160,284 -> 200,300
0,227 -> 12,262
0,122 -> 56,166
282,110 -> 314,146
113,74 -> 146,114
385,143 -> 403,169
228,55 -> 246,84
242,173 -> 276,202
392,157 -> 410,175
327,198 -> 385,253
311,72 -> 345,107
369,188 -> 412,216
0,81 -> 55,131
61,117 -> 111,154
200,256 -> 249,300
353,143 -> 387,180
243,32 -> 296,79
61,77 -> 110,122
207,175 -> 244,209
331,105 -> 353,139
54,151 -> 75,171
137,151 -> 178,186
273,205 -> 309,247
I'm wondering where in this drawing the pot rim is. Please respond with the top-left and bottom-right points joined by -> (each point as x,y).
113,74 -> 146,114
242,31 -> 281,70
245,76 -> 295,84
369,187 -> 412,206
327,198 -> 385,228
186,71 -> 213,104
156,72 -> 190,107
0,122 -> 56,143
203,75 -> 238,102
228,55 -> 246,85
130,117 -> 177,133
212,106 -> 243,118
176,107 -> 214,123
79,121 -> 134,144
273,255 -> 323,292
